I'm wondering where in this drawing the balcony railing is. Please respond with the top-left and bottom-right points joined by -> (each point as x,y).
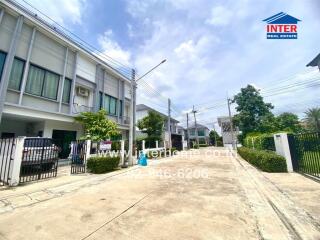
122,116 -> 130,125
72,104 -> 94,114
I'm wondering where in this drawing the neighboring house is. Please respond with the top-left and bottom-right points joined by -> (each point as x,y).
307,53 -> 320,71
136,104 -> 182,148
217,116 -> 238,146
0,1 -> 132,157
186,123 -> 210,145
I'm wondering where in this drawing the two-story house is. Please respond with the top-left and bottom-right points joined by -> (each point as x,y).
186,123 -> 210,145
0,1 -> 132,157
136,104 -> 182,148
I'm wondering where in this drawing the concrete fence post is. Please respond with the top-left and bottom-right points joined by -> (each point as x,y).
156,140 -> 159,149
9,137 -> 25,186
273,133 -> 293,172
85,140 -> 91,161
120,140 -> 125,166
142,140 -> 145,152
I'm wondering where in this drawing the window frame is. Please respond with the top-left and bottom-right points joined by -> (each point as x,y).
8,56 -> 25,91
0,51 -> 7,81
26,63 -> 60,101
62,78 -> 72,104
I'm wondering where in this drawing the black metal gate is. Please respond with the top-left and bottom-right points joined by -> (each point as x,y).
70,140 -> 87,174
288,133 -> 320,179
20,138 -> 59,183
0,138 -> 16,186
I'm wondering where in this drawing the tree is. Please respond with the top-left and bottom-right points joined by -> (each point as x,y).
304,108 -> 320,132
137,111 -> 165,145
74,109 -> 119,141
209,130 -> 222,146
276,112 -> 302,133
232,85 -> 274,137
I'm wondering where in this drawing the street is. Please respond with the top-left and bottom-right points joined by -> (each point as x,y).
0,147 -> 319,240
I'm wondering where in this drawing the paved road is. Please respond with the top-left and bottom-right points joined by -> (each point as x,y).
0,148 -> 319,240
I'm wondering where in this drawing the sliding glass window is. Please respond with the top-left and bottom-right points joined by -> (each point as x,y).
62,78 -> 72,103
8,58 -> 25,90
0,52 -> 6,81
25,65 -> 45,96
101,94 -> 118,116
25,64 -> 60,100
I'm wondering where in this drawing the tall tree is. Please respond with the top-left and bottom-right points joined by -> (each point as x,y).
209,130 -> 222,146
276,112 -> 302,133
304,108 -> 320,132
232,85 -> 274,137
137,111 -> 165,142
74,109 -> 119,141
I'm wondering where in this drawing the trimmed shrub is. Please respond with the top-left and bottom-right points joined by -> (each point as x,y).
237,147 -> 287,172
87,156 -> 120,174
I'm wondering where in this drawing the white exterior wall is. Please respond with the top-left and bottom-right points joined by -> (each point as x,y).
15,22 -> 32,59
31,30 -> 65,75
76,54 -> 96,83
104,73 -> 119,98
0,12 -> 16,52
43,120 -> 83,139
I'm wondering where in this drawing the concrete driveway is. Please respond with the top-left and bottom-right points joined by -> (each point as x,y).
0,148 -> 319,240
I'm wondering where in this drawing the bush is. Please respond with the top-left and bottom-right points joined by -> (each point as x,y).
237,147 -> 287,172
87,156 -> 120,174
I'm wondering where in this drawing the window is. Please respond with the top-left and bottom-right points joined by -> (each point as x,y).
0,51 -> 6,81
120,100 -> 123,116
25,64 -> 60,100
100,93 -> 118,116
104,94 -> 110,113
198,129 -> 205,136
62,78 -> 72,103
190,129 -> 195,135
99,92 -> 103,109
8,58 -> 25,90
109,97 -> 117,115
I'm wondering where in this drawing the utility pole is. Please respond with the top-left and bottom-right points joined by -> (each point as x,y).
167,98 -> 171,149
227,98 -> 235,149
192,105 -> 199,146
128,69 -> 135,166
132,79 -> 137,152
186,113 -> 189,148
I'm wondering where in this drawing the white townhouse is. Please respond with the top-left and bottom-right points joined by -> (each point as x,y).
0,0 -> 132,157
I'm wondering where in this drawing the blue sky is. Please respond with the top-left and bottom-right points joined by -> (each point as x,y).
18,0 -> 320,127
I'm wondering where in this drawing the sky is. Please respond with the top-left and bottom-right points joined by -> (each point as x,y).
16,0 -> 320,129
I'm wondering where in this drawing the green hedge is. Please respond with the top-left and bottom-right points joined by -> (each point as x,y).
87,156 -> 120,174
237,147 -> 287,172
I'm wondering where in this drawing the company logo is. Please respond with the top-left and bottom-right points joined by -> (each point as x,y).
263,12 -> 301,39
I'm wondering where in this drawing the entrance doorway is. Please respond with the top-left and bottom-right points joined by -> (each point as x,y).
52,130 -> 77,159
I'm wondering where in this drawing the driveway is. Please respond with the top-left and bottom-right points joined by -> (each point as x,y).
0,148 -> 319,240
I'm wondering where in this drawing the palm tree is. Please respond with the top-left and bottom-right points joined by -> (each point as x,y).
304,108 -> 320,132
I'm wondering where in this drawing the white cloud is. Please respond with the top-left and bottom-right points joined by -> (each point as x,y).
205,6 -> 233,26
17,0 -> 86,25
97,30 -> 132,66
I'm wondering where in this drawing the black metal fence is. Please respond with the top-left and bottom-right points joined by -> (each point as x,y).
288,132 -> 320,179
20,138 -> 60,183
0,138 -> 16,186
70,140 -> 87,174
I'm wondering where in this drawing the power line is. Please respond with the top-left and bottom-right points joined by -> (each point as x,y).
14,0 -> 134,75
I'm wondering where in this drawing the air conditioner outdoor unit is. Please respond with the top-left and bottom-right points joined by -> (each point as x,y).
77,86 -> 89,97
